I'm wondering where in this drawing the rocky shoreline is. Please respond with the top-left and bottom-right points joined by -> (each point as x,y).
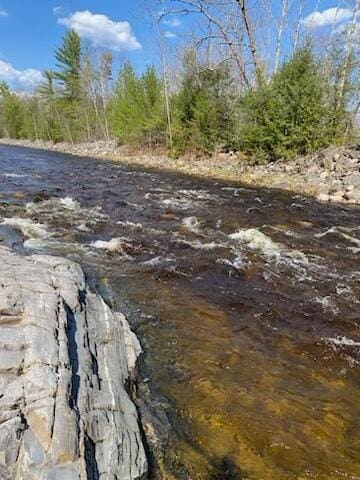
0,247 -> 147,479
1,138 -> 359,205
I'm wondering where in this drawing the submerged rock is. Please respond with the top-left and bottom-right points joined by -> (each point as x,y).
0,247 -> 147,479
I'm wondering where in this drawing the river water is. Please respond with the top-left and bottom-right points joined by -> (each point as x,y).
0,145 -> 359,479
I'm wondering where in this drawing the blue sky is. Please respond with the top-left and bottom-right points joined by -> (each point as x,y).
0,0 -> 158,89
0,0 -> 353,90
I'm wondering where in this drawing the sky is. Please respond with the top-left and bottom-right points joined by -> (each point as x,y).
0,0 -> 354,91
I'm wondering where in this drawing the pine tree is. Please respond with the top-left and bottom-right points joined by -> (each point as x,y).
109,63 -> 165,146
172,50 -> 235,155
0,82 -> 23,139
239,47 -> 341,160
54,30 -> 81,102
37,71 -> 63,142
141,66 -> 165,146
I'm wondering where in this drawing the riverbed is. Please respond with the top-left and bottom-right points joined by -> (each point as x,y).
0,145 -> 359,479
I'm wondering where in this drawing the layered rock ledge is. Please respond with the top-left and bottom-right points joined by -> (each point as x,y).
0,246 -> 147,479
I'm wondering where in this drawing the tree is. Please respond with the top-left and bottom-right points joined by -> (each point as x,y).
109,63 -> 165,146
54,29 -> 81,102
0,82 -> 23,139
99,52 -> 113,140
172,50 -> 235,155
51,30 -> 84,143
37,71 -> 63,142
336,0 -> 360,108
235,0 -> 263,84
155,0 -> 253,87
239,47 -> 342,160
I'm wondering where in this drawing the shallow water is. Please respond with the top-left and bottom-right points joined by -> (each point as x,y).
0,145 -> 359,479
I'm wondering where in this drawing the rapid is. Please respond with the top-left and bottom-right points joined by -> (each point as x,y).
0,145 -> 359,480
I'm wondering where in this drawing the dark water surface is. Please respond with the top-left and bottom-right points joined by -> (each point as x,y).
0,145 -> 359,479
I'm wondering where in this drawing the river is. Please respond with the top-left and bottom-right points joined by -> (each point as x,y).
0,145 -> 359,480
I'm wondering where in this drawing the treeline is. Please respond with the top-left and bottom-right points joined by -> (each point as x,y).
0,27 -> 356,161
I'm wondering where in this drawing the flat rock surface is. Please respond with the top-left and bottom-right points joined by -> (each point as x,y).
0,246 -> 147,479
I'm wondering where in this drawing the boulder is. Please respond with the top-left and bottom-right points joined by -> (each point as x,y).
345,189 -> 360,202
317,193 -> 330,202
0,247 -> 147,480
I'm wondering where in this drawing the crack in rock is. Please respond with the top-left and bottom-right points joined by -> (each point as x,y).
0,246 -> 148,479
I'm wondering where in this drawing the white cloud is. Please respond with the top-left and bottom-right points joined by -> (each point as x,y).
53,6 -> 67,17
163,17 -> 182,28
58,10 -> 141,51
0,9 -> 8,17
164,31 -> 177,39
301,7 -> 354,28
0,60 -> 42,89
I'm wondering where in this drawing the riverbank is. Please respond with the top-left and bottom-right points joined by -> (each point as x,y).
1,138 -> 359,205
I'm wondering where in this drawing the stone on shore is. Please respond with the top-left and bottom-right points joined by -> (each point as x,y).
1,139 -> 359,205
0,246 -> 147,480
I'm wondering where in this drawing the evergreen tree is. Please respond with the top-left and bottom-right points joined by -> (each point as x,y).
0,82 -> 23,139
54,30 -> 81,102
109,63 -> 165,146
51,30 -> 84,143
239,47 -> 342,160
172,50 -> 235,155
37,71 -> 63,142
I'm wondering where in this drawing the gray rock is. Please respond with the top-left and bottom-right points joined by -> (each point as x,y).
317,193 -> 330,202
0,247 -> 147,480
330,194 -> 346,203
317,183 -> 330,195
345,189 -> 360,202
329,180 -> 343,194
321,152 -> 336,171
344,174 -> 360,187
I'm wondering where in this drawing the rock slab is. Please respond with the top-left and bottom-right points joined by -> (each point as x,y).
0,247 -> 147,479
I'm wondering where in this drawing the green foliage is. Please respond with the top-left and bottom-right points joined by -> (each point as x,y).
171,50 -> 235,155
54,30 -> 81,102
37,71 -> 64,142
109,64 -> 165,146
0,82 -> 23,138
0,38 -> 354,159
238,47 -> 345,160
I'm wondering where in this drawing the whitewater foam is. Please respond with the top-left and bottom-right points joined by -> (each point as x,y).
142,256 -> 175,268
325,336 -> 360,347
26,196 -> 81,214
59,196 -> 80,210
117,221 -> 144,230
221,187 -> 250,196
1,217 -> 49,239
217,256 -> 246,271
90,237 -> 132,256
146,189 -> 218,211
182,216 -> 201,234
229,229 -> 281,256
229,228 -> 308,264
175,236 -> 227,250
314,296 -> 339,314
1,173 -> 28,178
316,226 -> 360,250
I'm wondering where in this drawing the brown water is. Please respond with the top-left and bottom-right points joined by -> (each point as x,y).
0,145 -> 359,480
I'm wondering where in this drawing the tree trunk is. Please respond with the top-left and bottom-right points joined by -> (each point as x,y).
236,0 -> 262,85
274,0 -> 290,74
337,0 -> 360,108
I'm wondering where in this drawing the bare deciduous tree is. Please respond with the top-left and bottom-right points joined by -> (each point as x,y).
154,0 -> 253,87
337,0 -> 360,105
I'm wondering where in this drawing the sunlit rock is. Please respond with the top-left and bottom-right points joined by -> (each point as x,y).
0,247 -> 147,480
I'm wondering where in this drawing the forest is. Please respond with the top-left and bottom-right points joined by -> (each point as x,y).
0,0 -> 358,161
